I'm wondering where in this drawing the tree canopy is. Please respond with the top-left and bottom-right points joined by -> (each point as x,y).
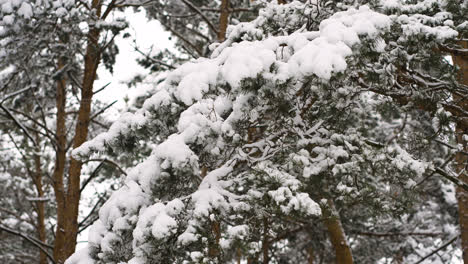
66,1 -> 468,263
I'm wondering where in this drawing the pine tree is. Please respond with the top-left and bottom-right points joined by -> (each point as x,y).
0,0 -> 151,263
69,0 -> 468,263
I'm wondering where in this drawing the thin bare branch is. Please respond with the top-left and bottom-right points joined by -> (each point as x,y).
84,158 -> 127,176
78,216 -> 99,234
434,167 -> 468,192
91,119 -> 110,130
101,0 -> 117,20
90,100 -> 117,120
180,0 -> 218,35
413,235 -> 459,264
0,71 -> 18,93
133,45 -> 176,70
353,231 -> 445,237
93,82 -> 111,95
32,91 -> 56,147
80,158 -> 126,192
201,7 -> 254,13
80,161 -> 105,193
78,194 -> 106,230
0,86 -> 34,104
0,225 -> 55,264
159,20 -> 203,57
7,107 -> 57,141
0,104 -> 37,145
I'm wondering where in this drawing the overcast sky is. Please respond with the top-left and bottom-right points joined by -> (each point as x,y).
94,8 -> 175,120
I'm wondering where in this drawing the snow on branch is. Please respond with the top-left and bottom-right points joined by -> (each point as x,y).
73,5 -> 392,159
26,196 -> 51,202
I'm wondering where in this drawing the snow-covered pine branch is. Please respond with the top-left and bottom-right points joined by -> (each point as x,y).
67,0 -> 468,263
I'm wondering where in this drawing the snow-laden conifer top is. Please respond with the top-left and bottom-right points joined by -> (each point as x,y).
66,0 -> 466,263
74,5 -> 392,159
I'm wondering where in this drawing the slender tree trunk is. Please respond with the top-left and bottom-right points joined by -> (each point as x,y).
218,0 -> 230,42
262,217 -> 269,264
53,1 -> 102,262
208,221 -> 221,258
52,58 -> 69,263
33,144 -> 47,264
452,40 -> 468,263
308,247 -> 315,264
322,200 -> 353,264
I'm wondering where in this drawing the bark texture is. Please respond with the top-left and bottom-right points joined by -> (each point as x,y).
323,200 -> 353,264
452,40 -> 468,263
52,58 -> 68,263
217,0 -> 230,42
52,1 -> 102,262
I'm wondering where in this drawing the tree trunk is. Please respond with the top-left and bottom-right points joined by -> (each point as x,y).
53,1 -> 102,262
452,40 -> 468,263
308,247 -> 315,264
52,58 -> 69,263
33,145 -> 47,264
236,248 -> 242,264
322,200 -> 353,264
262,217 -> 269,264
217,0 -> 229,42
208,220 -> 221,258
